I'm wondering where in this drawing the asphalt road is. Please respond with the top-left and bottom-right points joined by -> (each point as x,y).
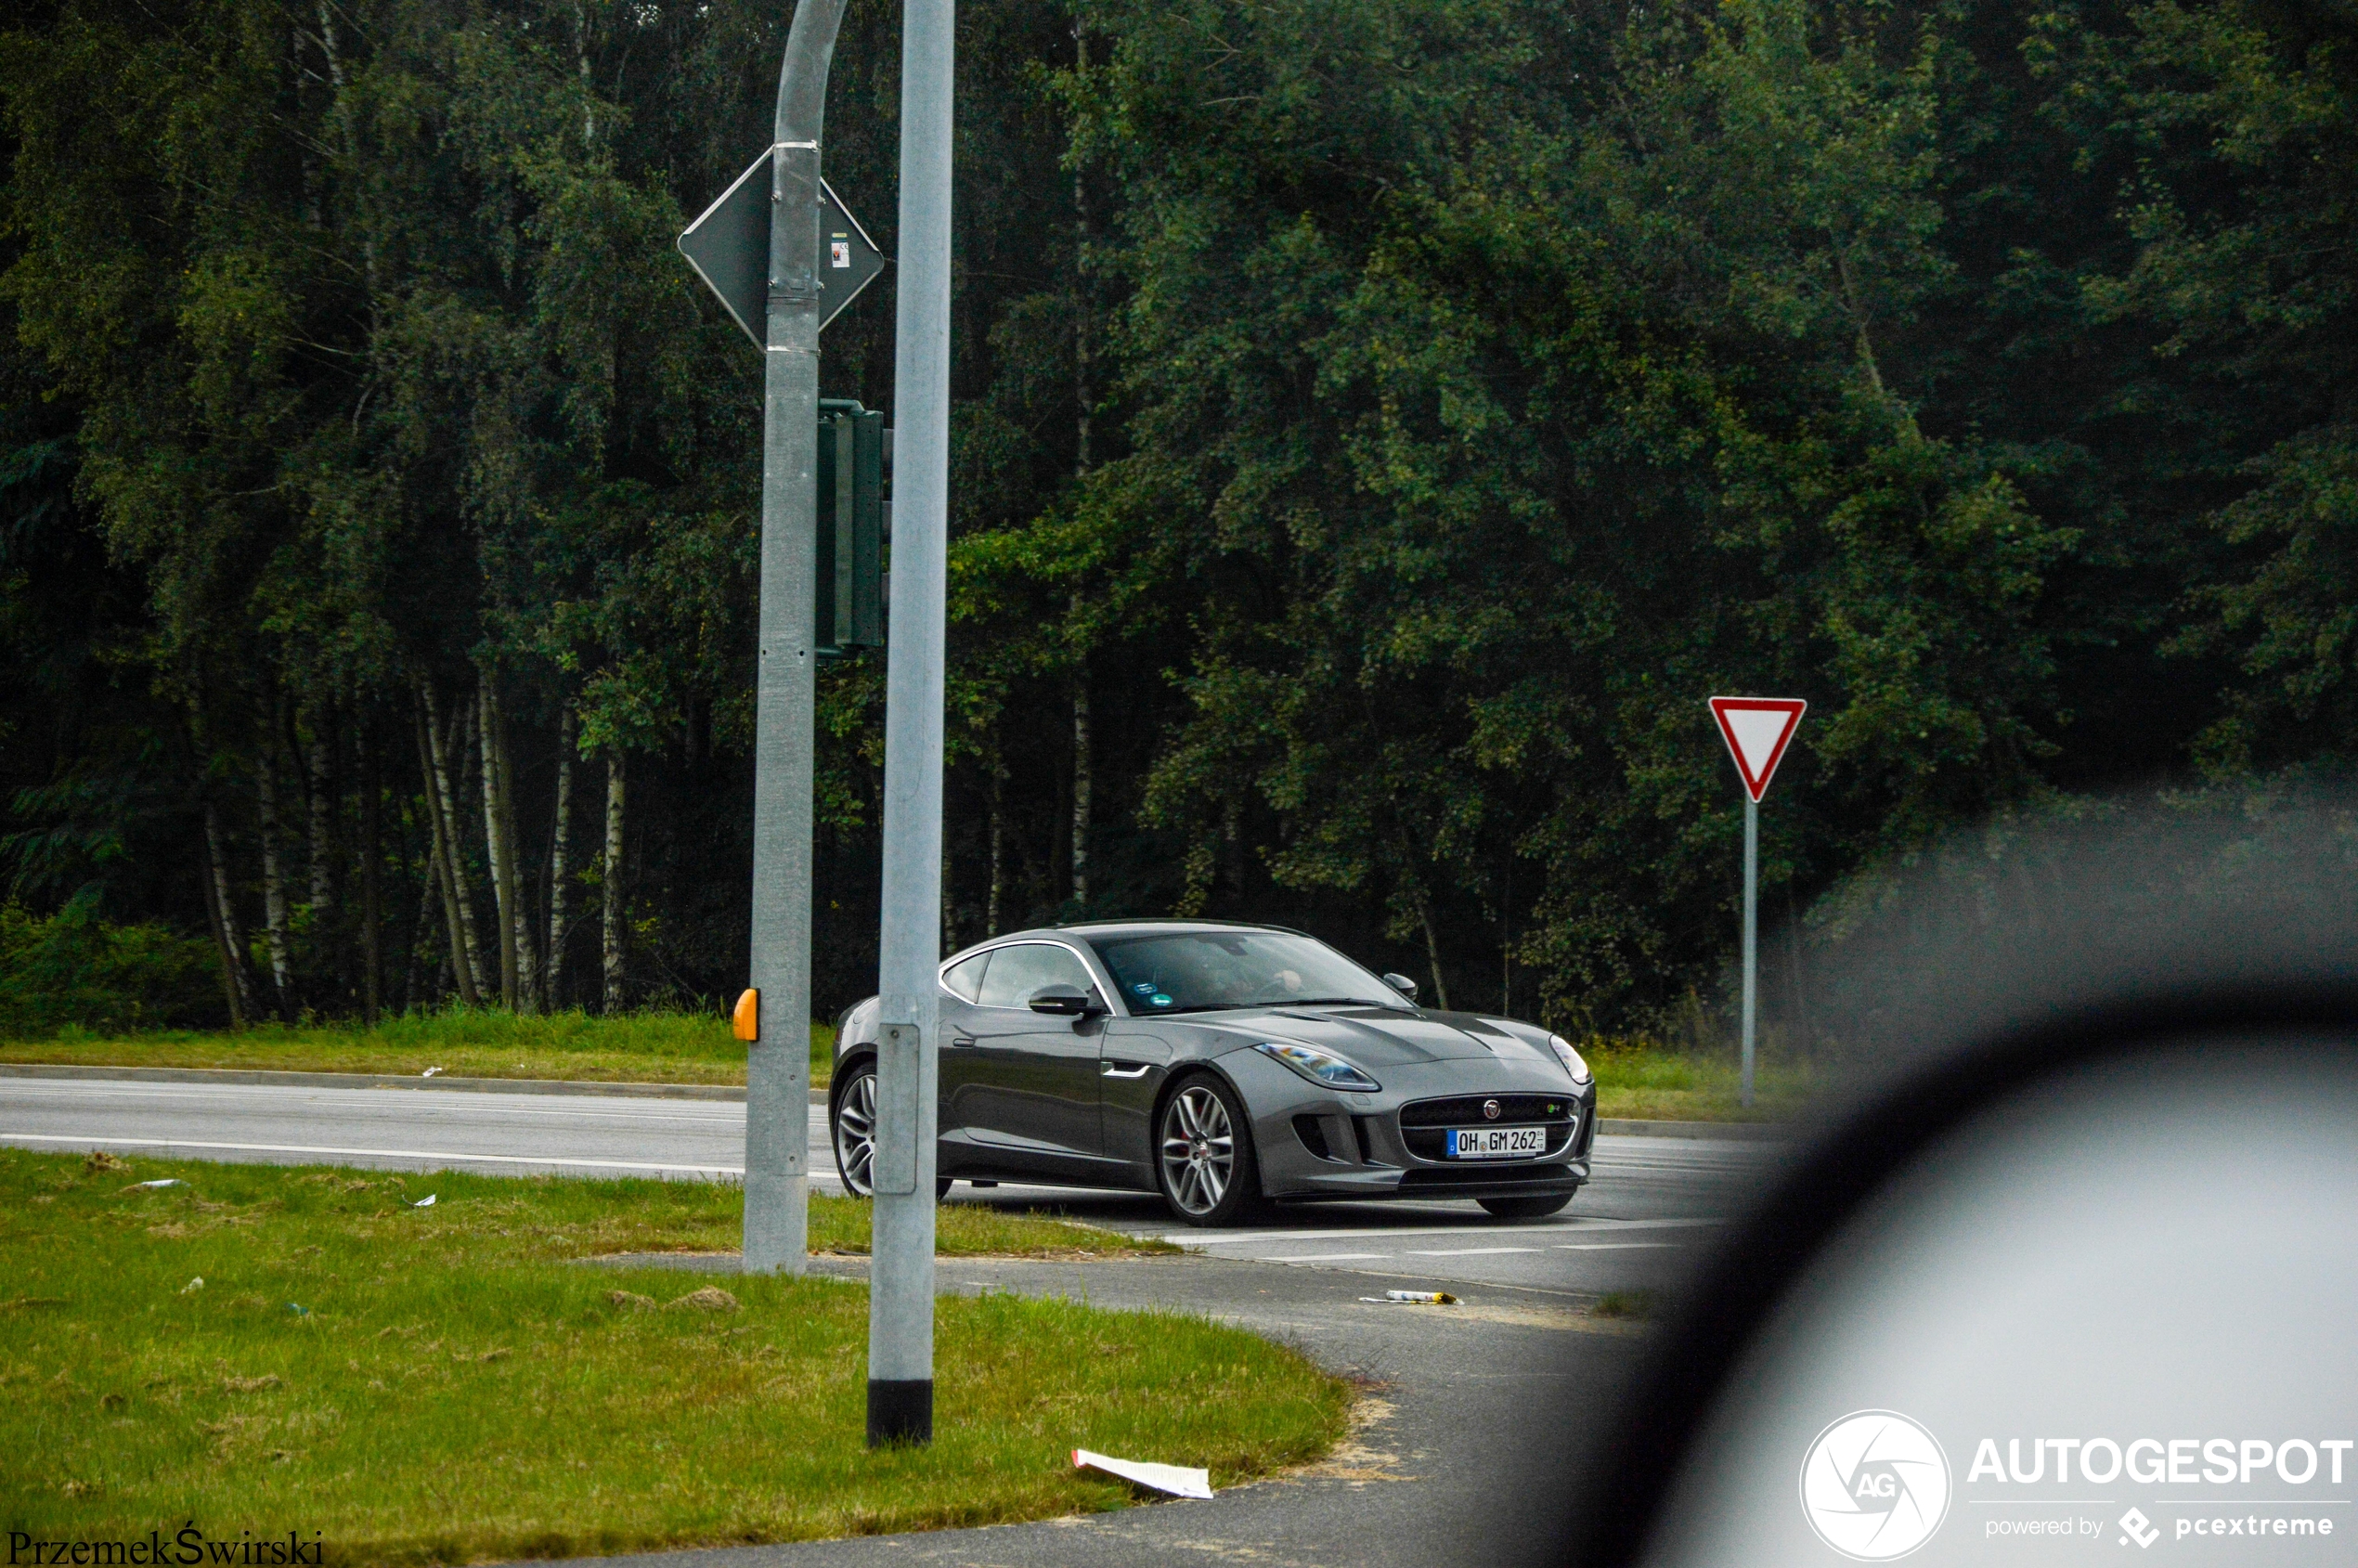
0,1070 -> 1790,1565
0,1072 -> 1776,1296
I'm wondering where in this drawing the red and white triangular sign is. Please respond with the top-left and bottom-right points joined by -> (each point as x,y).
1708,696 -> 1807,802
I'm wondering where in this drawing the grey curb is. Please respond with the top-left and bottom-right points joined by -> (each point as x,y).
0,1061 -> 1792,1135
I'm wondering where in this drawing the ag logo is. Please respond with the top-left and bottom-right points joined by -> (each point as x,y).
1798,1410 -> 1950,1561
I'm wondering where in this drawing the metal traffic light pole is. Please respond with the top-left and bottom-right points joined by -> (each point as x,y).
743,0 -> 850,1277
868,0 -> 953,1447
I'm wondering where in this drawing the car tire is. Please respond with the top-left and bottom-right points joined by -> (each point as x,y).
1155,1072 -> 1263,1227
830,1060 -> 880,1198
1478,1193 -> 1574,1220
830,1059 -> 952,1203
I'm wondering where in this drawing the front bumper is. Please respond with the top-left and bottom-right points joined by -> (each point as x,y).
1224,1049 -> 1599,1203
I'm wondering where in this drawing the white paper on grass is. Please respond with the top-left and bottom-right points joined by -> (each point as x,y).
1070,1448 -> 1214,1500
413,1194 -> 436,1208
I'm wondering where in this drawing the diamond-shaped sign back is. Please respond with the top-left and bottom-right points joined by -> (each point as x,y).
678,152 -> 887,349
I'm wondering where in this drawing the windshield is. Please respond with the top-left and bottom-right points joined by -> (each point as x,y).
1086,929 -> 1409,1015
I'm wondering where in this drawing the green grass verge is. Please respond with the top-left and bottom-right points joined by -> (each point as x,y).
0,1150 -> 1333,1562
1585,1038 -> 1815,1121
1,1014 -> 1819,1122
0,1008 -> 823,1089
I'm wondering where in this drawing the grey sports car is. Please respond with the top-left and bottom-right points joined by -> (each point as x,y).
829,919 -> 1599,1226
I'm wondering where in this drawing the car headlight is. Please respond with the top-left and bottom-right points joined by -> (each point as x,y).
1254,1040 -> 1381,1092
1548,1033 -> 1593,1086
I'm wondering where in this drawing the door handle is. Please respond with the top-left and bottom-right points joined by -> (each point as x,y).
1100,1060 -> 1152,1079
951,1034 -> 978,1049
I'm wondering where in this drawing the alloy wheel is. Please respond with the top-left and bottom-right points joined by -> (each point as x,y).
834,1068 -> 877,1198
1160,1083 -> 1235,1217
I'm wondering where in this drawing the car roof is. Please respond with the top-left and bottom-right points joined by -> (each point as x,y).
965,917 -> 1311,949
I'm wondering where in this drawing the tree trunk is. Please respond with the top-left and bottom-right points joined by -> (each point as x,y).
1072,21 -> 1095,476
547,706 -> 576,1008
1070,680 -> 1091,909
1389,822 -> 1451,1011
1415,891 -> 1451,1012
359,719 -> 382,1026
201,800 -> 253,1028
986,763 -> 1004,939
602,749 -> 626,1013
476,676 -> 518,1009
402,839 -> 434,1015
498,696 -> 539,1012
304,721 -> 336,913
253,736 -> 294,1019
942,839 -> 957,956
416,683 -> 485,1006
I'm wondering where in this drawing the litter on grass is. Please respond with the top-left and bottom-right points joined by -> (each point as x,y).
1071,1448 -> 1214,1500
1361,1289 -> 1458,1305
126,1178 -> 186,1190
421,1067 -> 442,1077
411,1194 -> 436,1208
287,1302 -> 310,1317
179,1278 -> 203,1293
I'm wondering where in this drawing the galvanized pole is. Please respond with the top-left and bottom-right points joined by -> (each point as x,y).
744,0 -> 849,1277
868,0 -> 953,1447
1740,794 -> 1757,1110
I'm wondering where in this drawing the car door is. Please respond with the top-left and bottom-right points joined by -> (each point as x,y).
933,948 -> 994,1179
961,940 -> 1108,1178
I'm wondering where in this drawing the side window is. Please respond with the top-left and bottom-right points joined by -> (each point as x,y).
975,943 -> 1095,1009
941,951 -> 991,1003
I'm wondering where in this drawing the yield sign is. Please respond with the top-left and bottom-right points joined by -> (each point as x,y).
1708,696 -> 1807,802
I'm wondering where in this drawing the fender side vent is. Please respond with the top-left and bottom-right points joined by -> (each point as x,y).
1291,1114 -> 1336,1161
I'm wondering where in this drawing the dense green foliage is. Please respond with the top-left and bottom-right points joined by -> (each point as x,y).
2,0 -> 2351,1034
0,900 -> 216,1033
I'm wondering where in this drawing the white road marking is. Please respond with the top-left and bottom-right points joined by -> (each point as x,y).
1262,1252 -> 1393,1263
1554,1242 -> 1682,1251
1161,1217 -> 1725,1247
1405,1247 -> 1541,1257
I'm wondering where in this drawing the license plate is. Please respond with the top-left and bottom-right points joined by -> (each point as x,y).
1445,1125 -> 1549,1160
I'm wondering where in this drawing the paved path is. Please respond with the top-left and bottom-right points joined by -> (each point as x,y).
605,1251 -> 1649,1568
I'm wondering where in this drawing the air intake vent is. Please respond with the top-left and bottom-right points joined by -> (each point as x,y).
1292,1114 -> 1335,1161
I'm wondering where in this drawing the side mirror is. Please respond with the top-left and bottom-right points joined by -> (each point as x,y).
1028,984 -> 1104,1017
1381,972 -> 1419,1002
1561,800 -> 2358,1568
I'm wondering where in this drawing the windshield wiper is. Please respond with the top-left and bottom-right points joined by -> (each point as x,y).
1273,996 -> 1396,1008
1151,1002 -> 1254,1016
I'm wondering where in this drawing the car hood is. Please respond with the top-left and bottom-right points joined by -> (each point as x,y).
1194,1005 -> 1529,1067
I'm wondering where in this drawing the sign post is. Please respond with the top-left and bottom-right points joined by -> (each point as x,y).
868,0 -> 954,1449
675,0 -> 884,1278
1706,696 -> 1807,1108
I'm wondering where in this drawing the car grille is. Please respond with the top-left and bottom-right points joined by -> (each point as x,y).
1399,1094 -> 1574,1126
1397,1094 -> 1577,1162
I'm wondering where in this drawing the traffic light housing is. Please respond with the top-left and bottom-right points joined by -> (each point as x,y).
816,398 -> 886,658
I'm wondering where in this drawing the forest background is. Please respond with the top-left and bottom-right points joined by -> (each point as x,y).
0,0 -> 2351,1040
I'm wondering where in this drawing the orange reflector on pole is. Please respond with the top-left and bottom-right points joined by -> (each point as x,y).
733,988 -> 760,1043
